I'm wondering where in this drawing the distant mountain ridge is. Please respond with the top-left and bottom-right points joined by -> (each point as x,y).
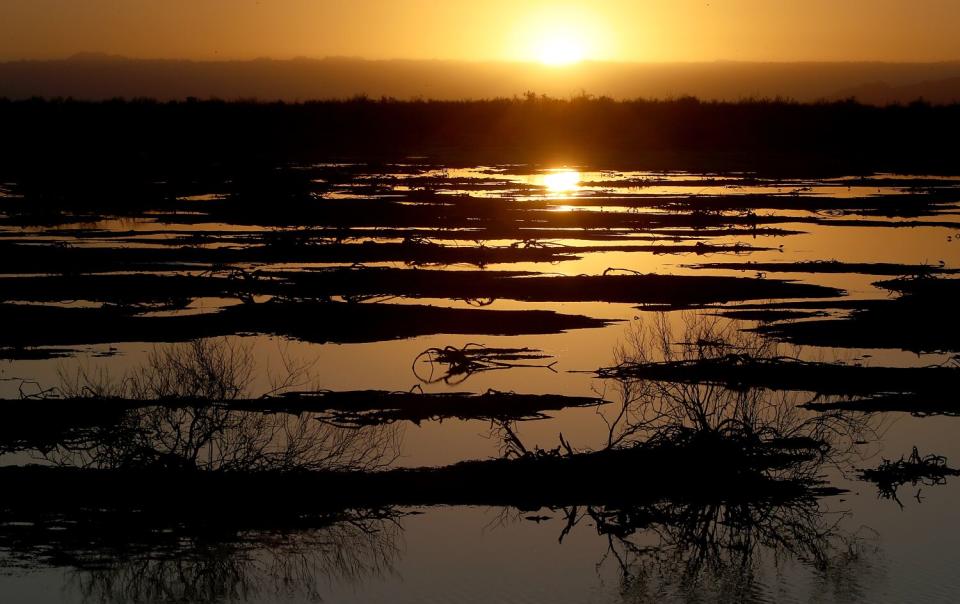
2,56 -> 960,104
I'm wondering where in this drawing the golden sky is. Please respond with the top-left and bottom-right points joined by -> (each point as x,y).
2,0 -> 960,63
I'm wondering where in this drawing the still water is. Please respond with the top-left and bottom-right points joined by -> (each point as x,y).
1,165 -> 958,602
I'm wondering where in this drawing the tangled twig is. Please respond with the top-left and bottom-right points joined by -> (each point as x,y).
412,343 -> 556,385
860,446 -> 960,508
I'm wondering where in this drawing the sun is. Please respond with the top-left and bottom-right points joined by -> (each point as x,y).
537,35 -> 585,66
511,7 -> 604,67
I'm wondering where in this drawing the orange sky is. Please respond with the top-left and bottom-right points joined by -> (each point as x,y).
2,0 -> 960,63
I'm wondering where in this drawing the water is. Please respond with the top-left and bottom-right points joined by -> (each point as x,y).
0,165 -> 959,603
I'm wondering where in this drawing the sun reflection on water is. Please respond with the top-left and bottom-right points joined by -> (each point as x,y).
540,169 -> 581,194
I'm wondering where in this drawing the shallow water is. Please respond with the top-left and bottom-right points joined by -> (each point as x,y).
1,165 -> 959,603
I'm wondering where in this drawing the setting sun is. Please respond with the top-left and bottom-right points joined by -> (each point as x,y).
537,35 -> 585,66
513,7 -> 602,66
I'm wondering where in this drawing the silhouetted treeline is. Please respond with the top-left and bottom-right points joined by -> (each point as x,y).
1,96 -> 959,193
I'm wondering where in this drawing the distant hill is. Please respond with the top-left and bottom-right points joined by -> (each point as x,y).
2,56 -> 960,103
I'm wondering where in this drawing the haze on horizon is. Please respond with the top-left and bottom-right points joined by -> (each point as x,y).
3,0 -> 960,64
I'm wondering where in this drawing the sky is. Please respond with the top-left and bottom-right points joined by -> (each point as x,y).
2,0 -> 960,63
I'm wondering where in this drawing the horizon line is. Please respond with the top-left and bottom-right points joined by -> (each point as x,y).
4,53 -> 960,67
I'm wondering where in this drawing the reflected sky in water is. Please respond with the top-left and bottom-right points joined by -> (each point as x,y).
1,164 -> 959,603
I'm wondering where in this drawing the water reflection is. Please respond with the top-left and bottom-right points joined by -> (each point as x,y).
3,509 -> 403,604
0,314 -> 926,604
563,498 -> 879,604
2,162 -> 960,602
0,496 -> 882,604
540,169 -> 582,194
